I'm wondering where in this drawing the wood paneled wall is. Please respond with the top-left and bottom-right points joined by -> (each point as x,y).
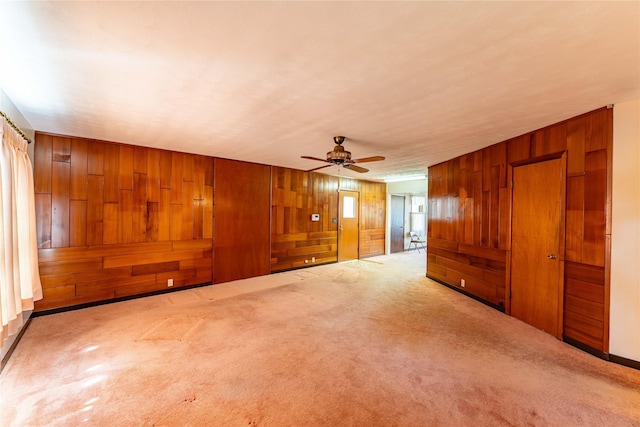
339,178 -> 387,258
427,107 -> 612,352
33,134 -> 387,310
270,170 -> 386,271
34,133 -> 214,310
271,168 -> 340,271
214,159 -> 271,283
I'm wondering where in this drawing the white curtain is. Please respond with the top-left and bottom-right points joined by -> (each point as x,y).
0,116 -> 42,344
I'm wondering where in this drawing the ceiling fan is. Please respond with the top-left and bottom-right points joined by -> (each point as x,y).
301,136 -> 385,173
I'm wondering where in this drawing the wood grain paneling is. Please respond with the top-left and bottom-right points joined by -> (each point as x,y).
214,158 -> 271,283
69,200 -> 87,247
583,149 -> 607,266
356,179 -> 386,257
87,141 -> 104,175
119,145 -> 134,191
427,107 -> 613,352
34,133 -> 215,310
70,138 -> 88,200
87,175 -> 104,246
103,143 -> 120,203
271,168 -> 339,271
34,133 -> 52,193
35,194 -> 51,249
51,161 -> 70,248
34,132 -> 381,310
52,136 -> 71,163
147,149 -> 160,202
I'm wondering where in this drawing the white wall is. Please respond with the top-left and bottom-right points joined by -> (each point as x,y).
385,179 -> 428,254
610,99 -> 640,362
1,88 -> 35,163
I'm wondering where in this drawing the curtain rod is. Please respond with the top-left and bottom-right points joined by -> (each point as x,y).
0,111 -> 32,144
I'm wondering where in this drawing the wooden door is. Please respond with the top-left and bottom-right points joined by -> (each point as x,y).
213,159 -> 271,283
338,190 -> 359,261
511,158 -> 565,339
390,195 -> 405,253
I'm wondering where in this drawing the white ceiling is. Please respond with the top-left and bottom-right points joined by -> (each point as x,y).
1,1 -> 638,181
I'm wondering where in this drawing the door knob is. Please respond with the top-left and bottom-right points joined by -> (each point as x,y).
547,254 -> 557,259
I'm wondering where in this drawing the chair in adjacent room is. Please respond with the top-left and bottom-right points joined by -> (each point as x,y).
408,231 -> 426,253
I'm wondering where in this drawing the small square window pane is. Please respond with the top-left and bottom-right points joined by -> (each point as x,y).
343,196 -> 356,218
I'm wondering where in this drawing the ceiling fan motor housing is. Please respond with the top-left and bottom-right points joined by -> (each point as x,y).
327,145 -> 351,163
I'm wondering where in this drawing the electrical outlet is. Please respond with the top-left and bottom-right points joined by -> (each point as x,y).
312,257 -> 315,263
460,279 -> 466,288
168,278 -> 174,287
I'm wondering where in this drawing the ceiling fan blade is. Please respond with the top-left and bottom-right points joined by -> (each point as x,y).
344,164 -> 369,173
301,155 -> 330,163
306,164 -> 334,172
351,156 -> 385,163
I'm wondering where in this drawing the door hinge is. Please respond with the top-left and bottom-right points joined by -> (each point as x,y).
511,180 -> 514,189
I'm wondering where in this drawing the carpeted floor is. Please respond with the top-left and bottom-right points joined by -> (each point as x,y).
1,251 -> 639,426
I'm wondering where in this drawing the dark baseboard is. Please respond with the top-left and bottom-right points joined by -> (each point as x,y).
563,336 -> 640,371
33,280 -> 214,318
359,253 -> 385,259
426,274 -> 505,313
1,316 -> 33,374
610,353 -> 640,371
562,336 -> 610,360
271,260 -> 338,274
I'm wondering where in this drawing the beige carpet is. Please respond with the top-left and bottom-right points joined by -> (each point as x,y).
1,251 -> 639,426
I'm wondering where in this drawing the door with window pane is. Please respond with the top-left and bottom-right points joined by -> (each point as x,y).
338,190 -> 359,261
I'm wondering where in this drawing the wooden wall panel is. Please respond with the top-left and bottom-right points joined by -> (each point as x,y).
70,138 -> 88,200
356,179 -> 386,257
35,194 -> 51,249
146,149 -> 160,202
34,133 -> 383,310
214,159 -> 271,283
271,170 -> 339,271
103,143 -> 120,203
271,168 -> 339,271
34,133 -> 215,311
51,161 -> 70,248
34,133 -> 52,194
35,239 -> 212,310
427,107 -> 613,352
87,141 -> 104,175
583,149 -> 607,267
269,170 -> 384,270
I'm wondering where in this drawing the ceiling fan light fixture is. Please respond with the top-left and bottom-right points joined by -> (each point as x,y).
327,146 -> 351,163
302,135 -> 384,174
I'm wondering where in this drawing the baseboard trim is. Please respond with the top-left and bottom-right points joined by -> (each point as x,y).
609,354 -> 640,371
426,274 -> 505,313
1,316 -> 33,374
359,253 -> 385,259
271,260 -> 338,274
563,336 -> 640,371
562,336 -> 609,360
33,281 -> 214,318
